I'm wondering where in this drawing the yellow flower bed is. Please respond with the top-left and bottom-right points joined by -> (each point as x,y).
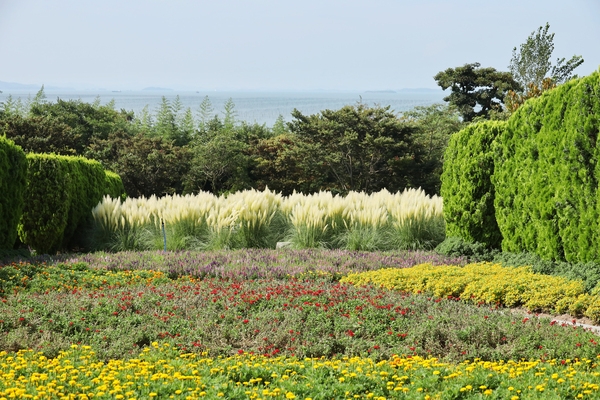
1,343 -> 600,399
340,263 -> 600,322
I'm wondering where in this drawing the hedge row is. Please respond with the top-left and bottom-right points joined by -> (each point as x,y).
0,137 -> 27,249
441,69 -> 600,263
16,154 -> 125,254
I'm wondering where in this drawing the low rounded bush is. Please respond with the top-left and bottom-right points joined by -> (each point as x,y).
434,237 -> 496,262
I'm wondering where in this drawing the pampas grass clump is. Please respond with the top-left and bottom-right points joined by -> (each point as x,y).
91,187 -> 445,251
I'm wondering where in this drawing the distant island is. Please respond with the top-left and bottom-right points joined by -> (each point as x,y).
363,88 -> 442,94
397,88 -> 442,93
142,87 -> 173,91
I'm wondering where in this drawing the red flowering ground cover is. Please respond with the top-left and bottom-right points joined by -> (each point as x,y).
1,267 -> 598,362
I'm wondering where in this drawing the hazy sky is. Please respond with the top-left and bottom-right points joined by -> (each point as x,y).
1,0 -> 599,91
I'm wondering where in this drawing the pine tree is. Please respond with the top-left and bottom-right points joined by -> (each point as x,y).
272,114 -> 288,136
197,96 -> 214,133
222,98 -> 237,132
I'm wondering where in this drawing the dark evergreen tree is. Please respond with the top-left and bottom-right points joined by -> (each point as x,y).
434,63 -> 521,122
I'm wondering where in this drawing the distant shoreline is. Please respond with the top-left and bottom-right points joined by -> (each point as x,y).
0,90 -> 445,126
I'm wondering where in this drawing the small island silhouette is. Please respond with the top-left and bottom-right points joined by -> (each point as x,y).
142,87 -> 173,91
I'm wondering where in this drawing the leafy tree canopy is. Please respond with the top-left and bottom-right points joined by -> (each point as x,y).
506,23 -> 584,113
288,103 -> 417,194
87,132 -> 191,198
29,98 -> 134,153
247,133 -> 314,195
509,22 -> 584,90
0,114 -> 80,155
184,133 -> 248,195
434,62 -> 521,122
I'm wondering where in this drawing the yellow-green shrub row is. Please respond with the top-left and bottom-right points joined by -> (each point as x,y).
340,263 -> 600,322
2,343 -> 600,399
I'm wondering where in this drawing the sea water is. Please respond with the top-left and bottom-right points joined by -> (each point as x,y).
0,90 -> 445,127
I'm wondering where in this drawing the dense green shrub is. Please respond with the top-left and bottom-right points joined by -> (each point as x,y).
494,70 -> 600,262
440,121 -> 505,248
18,154 -> 72,253
434,237 -> 496,262
0,114 -> 80,155
104,171 -> 126,200
18,154 -> 125,254
0,136 -> 27,249
61,157 -> 106,248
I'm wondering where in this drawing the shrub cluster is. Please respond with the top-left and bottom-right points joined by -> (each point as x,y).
494,251 -> 600,294
434,237 -> 496,262
18,154 -> 125,254
104,170 -> 126,200
0,136 -> 27,249
341,262 -> 600,322
442,69 -> 600,264
494,71 -> 600,263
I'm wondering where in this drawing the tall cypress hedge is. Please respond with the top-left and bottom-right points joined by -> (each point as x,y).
18,154 -> 126,254
0,136 -> 27,249
18,154 -> 72,253
440,121 -> 505,248
494,70 -> 600,262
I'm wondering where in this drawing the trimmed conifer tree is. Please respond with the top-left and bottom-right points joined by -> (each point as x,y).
494,69 -> 600,262
18,154 -> 126,254
441,121 -> 505,248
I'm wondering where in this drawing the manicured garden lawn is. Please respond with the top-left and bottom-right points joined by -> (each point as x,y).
1,250 -> 600,399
